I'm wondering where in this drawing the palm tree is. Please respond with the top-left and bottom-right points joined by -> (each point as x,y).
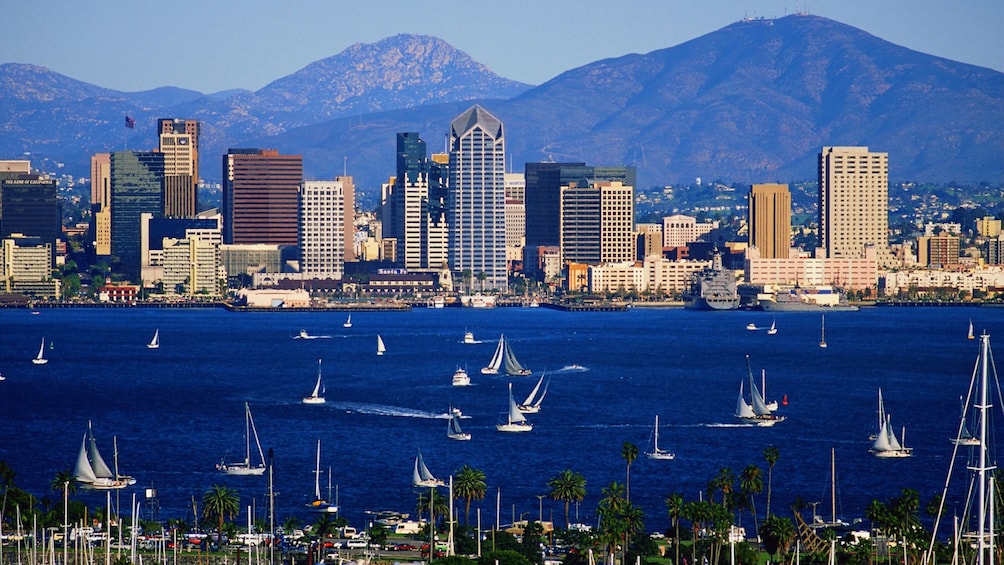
454,465 -> 487,525
621,442 -> 638,502
416,489 -> 448,527
739,464 -> 764,533
709,467 -> 735,507
763,445 -> 780,516
202,485 -> 240,543
665,493 -> 684,565
547,470 -> 586,530
759,514 -> 795,561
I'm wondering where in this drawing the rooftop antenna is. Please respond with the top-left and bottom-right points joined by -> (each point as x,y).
343,155 -> 347,177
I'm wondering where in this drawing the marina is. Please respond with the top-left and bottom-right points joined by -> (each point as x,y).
0,306 -> 1000,537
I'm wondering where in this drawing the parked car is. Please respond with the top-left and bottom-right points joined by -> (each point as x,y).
344,539 -> 368,549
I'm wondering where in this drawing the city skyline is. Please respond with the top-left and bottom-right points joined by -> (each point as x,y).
3,1 -> 1001,94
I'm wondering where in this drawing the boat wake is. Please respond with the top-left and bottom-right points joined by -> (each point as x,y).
340,402 -> 465,419
459,339 -> 482,344
293,335 -> 332,340
555,364 -> 589,373
704,422 -> 756,428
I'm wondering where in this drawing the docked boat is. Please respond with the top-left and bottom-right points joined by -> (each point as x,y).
497,383 -> 533,433
216,402 -> 267,475
413,450 -> 445,487
517,373 -> 549,413
869,388 -> 912,458
683,251 -> 739,310
481,334 -> 532,376
306,440 -> 338,512
447,410 -> 471,441
452,366 -> 471,387
147,329 -> 160,349
759,285 -> 859,312
645,415 -> 675,460
302,359 -> 326,404
74,422 -> 136,490
32,338 -> 48,365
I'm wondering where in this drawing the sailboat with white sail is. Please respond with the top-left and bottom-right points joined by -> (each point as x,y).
343,314 -> 352,328
447,410 -> 471,441
216,402 -> 267,475
968,319 -> 974,340
73,422 -> 136,490
305,440 -> 337,512
645,415 -> 675,460
302,359 -> 326,404
377,335 -> 386,356
32,338 -> 47,365
481,334 -> 531,376
734,355 -> 785,426
496,383 -> 533,432
413,450 -> 445,487
766,319 -> 777,335
147,329 -> 160,349
950,395 -> 980,446
517,373 -> 549,413
819,315 -> 827,348
869,388 -> 912,458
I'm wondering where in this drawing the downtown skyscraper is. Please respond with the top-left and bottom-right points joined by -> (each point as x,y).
222,149 -> 303,246
158,118 -> 200,217
818,146 -> 892,267
383,132 -> 449,270
449,106 -> 507,292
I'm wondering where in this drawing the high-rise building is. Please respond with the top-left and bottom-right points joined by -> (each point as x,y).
748,183 -> 791,259
504,172 -> 526,266
222,149 -> 303,246
662,215 -> 718,248
299,180 -> 346,279
383,133 -> 450,270
110,151 -> 165,278
818,146 -> 892,266
158,119 -> 200,217
917,234 -> 960,268
449,106 -> 507,291
90,153 -> 112,256
337,176 -> 356,263
524,162 -> 635,276
559,180 -> 635,266
0,172 -> 59,265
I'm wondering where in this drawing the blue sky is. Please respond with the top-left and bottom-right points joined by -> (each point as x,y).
4,0 -> 1002,94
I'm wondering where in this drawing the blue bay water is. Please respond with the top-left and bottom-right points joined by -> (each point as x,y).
0,305 -> 1001,532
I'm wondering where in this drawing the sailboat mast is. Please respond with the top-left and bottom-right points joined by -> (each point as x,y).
245,403 -> 251,466
830,448 -> 836,525
977,334 -> 990,563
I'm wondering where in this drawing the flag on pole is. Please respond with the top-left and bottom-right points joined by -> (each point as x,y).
125,116 -> 136,129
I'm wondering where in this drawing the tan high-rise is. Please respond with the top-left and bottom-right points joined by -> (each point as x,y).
748,183 -> 791,259
818,146 -> 892,266
158,118 -> 200,217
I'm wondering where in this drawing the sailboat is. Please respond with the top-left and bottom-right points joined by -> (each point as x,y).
413,450 -> 445,487
343,314 -> 352,328
302,359 -> 325,404
481,334 -> 531,376
147,329 -> 160,349
496,383 -> 533,432
950,395 -> 980,447
869,388 -> 912,458
760,368 -> 779,411
216,402 -> 267,475
447,410 -> 471,441
73,422 -> 136,490
32,338 -> 47,365
766,319 -> 777,335
645,415 -> 675,460
517,373 -> 549,413
968,319 -> 974,340
819,315 -> 827,348
377,335 -> 386,356
305,440 -> 338,512
809,448 -> 849,529
734,356 -> 785,426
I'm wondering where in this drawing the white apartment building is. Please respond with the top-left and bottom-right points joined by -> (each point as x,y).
818,146 -> 893,267
162,237 -> 222,296
663,214 -> 718,248
588,257 -> 711,295
299,180 -> 346,279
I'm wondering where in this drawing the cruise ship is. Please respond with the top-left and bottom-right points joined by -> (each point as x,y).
683,251 -> 740,310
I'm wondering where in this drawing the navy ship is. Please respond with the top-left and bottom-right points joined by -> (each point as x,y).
683,251 -> 740,310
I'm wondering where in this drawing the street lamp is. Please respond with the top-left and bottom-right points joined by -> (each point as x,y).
536,495 -> 545,523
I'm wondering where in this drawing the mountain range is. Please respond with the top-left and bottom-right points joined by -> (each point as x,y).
2,14 -> 1001,209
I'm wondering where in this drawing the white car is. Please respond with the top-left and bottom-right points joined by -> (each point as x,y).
344,539 -> 368,549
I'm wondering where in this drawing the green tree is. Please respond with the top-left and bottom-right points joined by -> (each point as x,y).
454,465 -> 487,525
665,493 -> 684,565
417,489 -> 449,526
202,484 -> 240,540
478,549 -> 533,565
763,445 -> 780,517
709,467 -> 735,507
759,514 -> 795,560
547,470 -> 587,530
621,442 -> 638,502
739,464 -> 763,533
